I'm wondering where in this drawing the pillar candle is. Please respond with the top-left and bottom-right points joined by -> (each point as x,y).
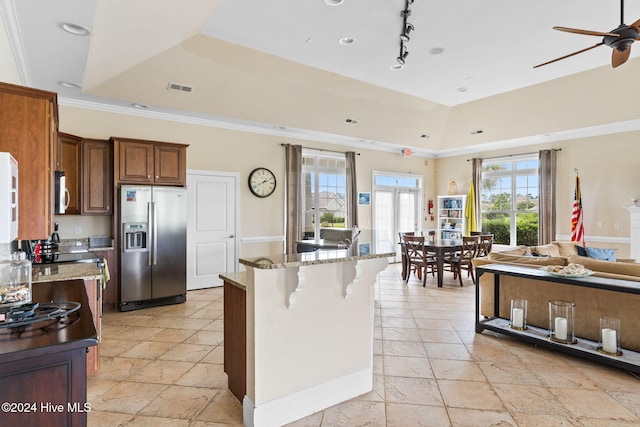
512,308 -> 524,328
555,317 -> 568,340
602,328 -> 617,353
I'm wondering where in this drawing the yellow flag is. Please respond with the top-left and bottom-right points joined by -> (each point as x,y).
465,182 -> 478,233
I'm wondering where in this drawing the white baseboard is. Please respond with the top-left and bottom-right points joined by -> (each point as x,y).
243,368 -> 372,427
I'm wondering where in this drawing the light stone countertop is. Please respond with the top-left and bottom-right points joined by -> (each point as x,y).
32,262 -> 102,284
239,230 -> 394,270
219,272 -> 247,290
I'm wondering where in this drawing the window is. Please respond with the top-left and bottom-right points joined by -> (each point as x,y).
302,150 -> 347,238
480,156 -> 539,246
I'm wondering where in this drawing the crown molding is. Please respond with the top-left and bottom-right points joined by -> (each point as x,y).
0,0 -> 31,85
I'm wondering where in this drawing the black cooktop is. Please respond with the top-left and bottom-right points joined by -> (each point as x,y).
30,251 -> 101,265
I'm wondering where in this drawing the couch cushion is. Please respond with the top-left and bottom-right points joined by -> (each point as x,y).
488,252 -> 567,266
531,243 -> 560,257
567,255 -> 640,277
552,241 -> 580,257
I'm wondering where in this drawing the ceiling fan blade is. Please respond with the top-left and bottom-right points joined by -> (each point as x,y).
630,18 -> 640,31
612,46 -> 631,67
553,26 -> 620,37
533,42 -> 604,68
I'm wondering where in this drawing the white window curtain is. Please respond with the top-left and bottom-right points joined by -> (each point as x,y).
471,158 -> 483,231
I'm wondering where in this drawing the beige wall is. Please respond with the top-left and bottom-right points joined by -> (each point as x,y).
57,105 -> 438,256
435,133 -> 639,258
57,105 -> 638,258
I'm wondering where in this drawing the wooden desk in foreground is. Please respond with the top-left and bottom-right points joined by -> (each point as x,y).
221,231 -> 394,427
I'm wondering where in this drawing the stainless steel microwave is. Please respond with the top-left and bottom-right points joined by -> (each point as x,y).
54,171 -> 69,215
0,152 -> 18,242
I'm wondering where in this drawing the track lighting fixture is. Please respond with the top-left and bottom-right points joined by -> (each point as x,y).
395,0 -> 414,66
400,23 -> 414,42
397,43 -> 409,65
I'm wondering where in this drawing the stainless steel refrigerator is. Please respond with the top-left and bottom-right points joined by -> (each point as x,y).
119,185 -> 187,311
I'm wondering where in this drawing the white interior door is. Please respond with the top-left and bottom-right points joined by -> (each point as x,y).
187,170 -> 238,289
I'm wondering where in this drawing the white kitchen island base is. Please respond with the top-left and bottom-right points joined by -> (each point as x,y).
222,233 -> 393,427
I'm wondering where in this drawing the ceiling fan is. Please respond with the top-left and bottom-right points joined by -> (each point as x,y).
534,0 -> 640,68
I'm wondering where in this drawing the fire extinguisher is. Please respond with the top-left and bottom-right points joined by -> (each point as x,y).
428,199 -> 434,221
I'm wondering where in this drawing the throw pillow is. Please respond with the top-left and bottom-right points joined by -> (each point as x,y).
585,247 -> 617,261
577,246 -> 587,257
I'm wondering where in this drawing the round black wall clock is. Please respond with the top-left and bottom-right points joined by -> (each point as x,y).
248,167 -> 276,198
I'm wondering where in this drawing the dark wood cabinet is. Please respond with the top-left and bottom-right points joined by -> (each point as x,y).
82,139 -> 113,214
57,132 -> 82,215
0,280 -> 96,426
112,137 -> 187,186
95,249 -> 118,309
0,82 -> 58,240
224,279 -> 246,402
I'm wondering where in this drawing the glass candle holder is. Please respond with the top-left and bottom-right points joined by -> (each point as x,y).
510,299 -> 527,330
548,300 -> 576,344
598,317 -> 622,356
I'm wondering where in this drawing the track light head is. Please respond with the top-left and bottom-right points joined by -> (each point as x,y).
400,23 -> 414,41
397,56 -> 406,65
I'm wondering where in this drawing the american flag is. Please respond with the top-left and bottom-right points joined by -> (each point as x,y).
571,174 -> 585,246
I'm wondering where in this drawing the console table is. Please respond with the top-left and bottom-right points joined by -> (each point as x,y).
475,263 -> 640,373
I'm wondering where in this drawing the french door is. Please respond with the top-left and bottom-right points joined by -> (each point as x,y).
373,186 -> 421,260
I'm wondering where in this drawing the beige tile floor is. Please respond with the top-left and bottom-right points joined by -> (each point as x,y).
88,264 -> 640,426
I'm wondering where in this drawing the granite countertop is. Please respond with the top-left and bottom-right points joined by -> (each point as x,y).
240,230 -> 394,270
219,272 -> 247,290
33,262 -> 102,284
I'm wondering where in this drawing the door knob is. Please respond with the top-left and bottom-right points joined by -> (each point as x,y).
227,235 -> 235,239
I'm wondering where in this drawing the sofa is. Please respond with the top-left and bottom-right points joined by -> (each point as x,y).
472,241 -> 640,352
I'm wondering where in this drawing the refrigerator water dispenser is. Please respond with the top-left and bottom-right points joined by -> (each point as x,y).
123,223 -> 148,252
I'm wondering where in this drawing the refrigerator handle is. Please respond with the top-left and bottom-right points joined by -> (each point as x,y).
152,201 -> 158,266
148,202 -> 153,266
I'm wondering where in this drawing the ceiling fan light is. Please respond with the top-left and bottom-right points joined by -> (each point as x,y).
397,56 -> 406,65
400,33 -> 410,42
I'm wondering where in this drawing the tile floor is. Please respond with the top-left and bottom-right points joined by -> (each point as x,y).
88,263 -> 640,426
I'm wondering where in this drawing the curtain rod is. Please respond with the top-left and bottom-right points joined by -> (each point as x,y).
281,143 -> 360,155
466,148 -> 561,162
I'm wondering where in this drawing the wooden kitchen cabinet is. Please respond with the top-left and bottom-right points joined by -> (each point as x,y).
112,137 -> 187,186
82,139 -> 113,214
0,82 -> 58,240
57,132 -> 82,215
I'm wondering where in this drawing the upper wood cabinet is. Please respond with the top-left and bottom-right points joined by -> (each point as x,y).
112,137 -> 187,186
57,132 -> 82,215
0,82 -> 58,240
82,139 -> 113,215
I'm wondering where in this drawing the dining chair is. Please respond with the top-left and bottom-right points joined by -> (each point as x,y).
403,235 -> 436,286
399,232 -> 415,281
443,235 -> 479,286
476,233 -> 493,257
423,230 -> 436,242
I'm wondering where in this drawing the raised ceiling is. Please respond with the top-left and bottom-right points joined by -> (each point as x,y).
4,0 -> 640,157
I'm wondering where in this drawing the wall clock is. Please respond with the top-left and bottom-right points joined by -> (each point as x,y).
248,167 -> 276,198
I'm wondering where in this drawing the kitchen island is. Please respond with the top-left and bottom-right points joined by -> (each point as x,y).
0,279 -> 97,427
221,230 -> 394,427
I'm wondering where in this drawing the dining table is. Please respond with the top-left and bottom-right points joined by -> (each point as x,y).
402,238 -> 463,287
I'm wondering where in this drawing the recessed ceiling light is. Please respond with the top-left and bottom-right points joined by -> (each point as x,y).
429,47 -> 445,55
456,87 -> 469,92
390,64 -> 404,70
59,22 -> 91,36
58,81 -> 81,89
274,125 -> 286,130
338,36 -> 354,45
470,129 -> 484,135
421,134 -> 430,138
132,103 -> 148,109
324,0 -> 345,5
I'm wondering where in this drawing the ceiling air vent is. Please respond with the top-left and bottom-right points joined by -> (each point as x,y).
344,118 -> 359,125
167,81 -> 193,93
